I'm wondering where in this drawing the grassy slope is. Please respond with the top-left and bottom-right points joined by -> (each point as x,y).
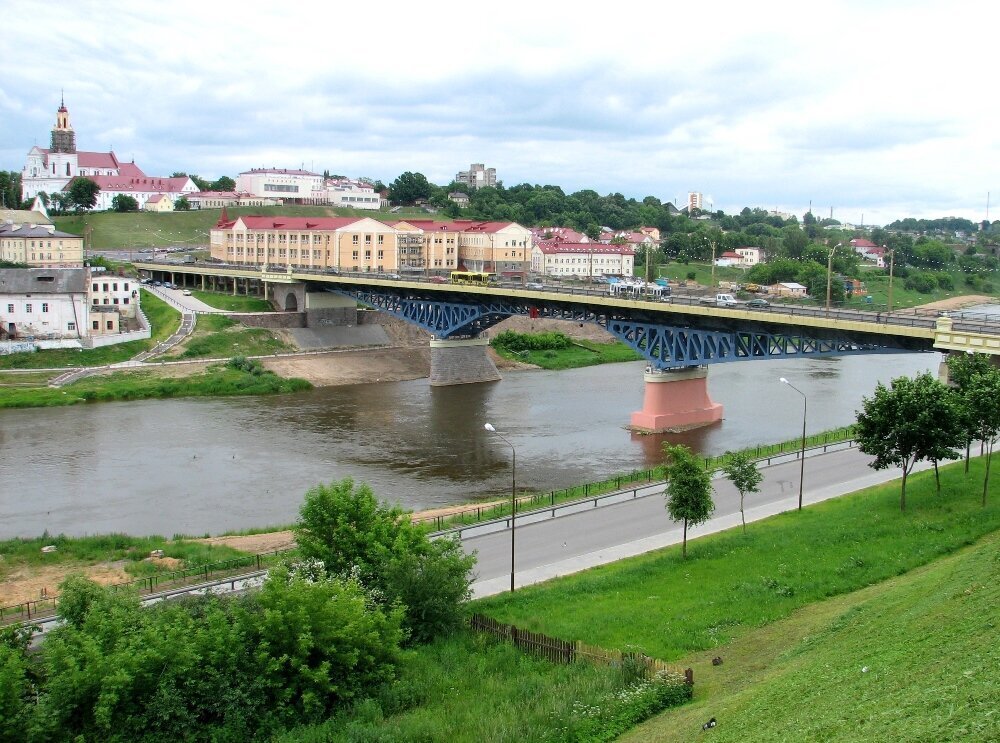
622,531 -> 1000,743
493,338 -> 641,370
190,290 -> 273,313
161,314 -> 291,360
475,459 -> 1000,662
54,206 -> 437,250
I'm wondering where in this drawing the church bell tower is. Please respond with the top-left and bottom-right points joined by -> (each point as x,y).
50,92 -> 76,154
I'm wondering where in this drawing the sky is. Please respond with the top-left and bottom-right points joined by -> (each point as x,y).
1,0 -> 996,226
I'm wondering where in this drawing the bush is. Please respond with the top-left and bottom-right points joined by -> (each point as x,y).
903,272 -> 936,293
936,274 -> 955,291
490,330 -> 572,353
686,271 -> 697,280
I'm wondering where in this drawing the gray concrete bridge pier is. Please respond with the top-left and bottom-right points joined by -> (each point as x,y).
429,336 -> 502,386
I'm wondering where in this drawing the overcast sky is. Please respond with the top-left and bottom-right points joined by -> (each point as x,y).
2,0 -> 996,226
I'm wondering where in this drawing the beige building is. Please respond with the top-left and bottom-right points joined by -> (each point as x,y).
0,222 -> 84,268
531,242 -> 635,278
144,193 -> 174,212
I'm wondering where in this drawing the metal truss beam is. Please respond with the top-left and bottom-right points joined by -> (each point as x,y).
331,288 -> 911,366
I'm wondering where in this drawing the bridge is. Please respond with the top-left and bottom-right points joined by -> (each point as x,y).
134,261 -> 1000,431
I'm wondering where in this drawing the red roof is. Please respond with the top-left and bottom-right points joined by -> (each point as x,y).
393,219 -> 518,234
239,168 -> 320,176
231,216 -> 366,231
77,151 -> 122,170
146,194 -> 167,203
851,238 -> 878,248
720,251 -> 742,259
75,175 -> 192,193
536,242 -> 634,256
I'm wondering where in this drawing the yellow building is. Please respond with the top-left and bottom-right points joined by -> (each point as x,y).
0,222 -> 84,268
143,193 -> 174,212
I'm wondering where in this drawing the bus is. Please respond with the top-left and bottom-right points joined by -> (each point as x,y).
450,271 -> 496,285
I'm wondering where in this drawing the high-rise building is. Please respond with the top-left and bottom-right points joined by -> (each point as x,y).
455,163 -> 497,190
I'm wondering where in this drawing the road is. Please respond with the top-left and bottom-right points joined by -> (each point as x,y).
464,446 -> 934,597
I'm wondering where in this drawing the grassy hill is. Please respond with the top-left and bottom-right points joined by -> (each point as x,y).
622,530 -> 999,742
53,205 -> 440,250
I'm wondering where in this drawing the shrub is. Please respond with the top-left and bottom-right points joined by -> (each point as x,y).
686,271 -> 697,280
936,274 -> 955,291
490,330 -> 572,353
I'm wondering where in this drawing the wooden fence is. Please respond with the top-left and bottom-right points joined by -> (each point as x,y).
469,613 -> 693,686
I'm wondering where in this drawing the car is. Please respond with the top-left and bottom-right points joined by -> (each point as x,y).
745,297 -> 770,309
152,281 -> 162,287
428,275 -> 448,283
524,281 -> 545,290
182,289 -> 192,296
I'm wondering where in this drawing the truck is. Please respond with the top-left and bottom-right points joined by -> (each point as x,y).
699,293 -> 739,307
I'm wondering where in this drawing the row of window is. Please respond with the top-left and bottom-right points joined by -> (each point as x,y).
8,302 -> 50,313
92,282 -> 130,292
92,297 -> 130,305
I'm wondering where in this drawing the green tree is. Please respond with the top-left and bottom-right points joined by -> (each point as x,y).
210,175 -> 235,191
722,451 -> 763,532
956,365 -> 1000,506
110,194 -> 138,212
663,444 -> 714,558
0,170 -> 23,209
174,195 -> 191,211
946,352 -> 995,471
294,478 -> 475,643
66,177 -> 100,210
0,625 -> 34,739
855,373 -> 963,510
389,171 -> 433,204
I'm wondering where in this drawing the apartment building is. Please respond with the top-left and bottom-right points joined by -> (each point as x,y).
531,242 -> 635,278
0,221 -> 84,268
455,163 -> 497,190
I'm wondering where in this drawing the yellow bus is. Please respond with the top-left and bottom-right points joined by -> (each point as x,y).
450,271 -> 495,285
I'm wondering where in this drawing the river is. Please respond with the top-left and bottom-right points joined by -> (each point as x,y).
0,352 -> 943,539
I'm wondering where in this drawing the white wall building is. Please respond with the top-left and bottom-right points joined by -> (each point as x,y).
0,268 -> 89,339
531,242 -> 635,278
236,168 -> 324,201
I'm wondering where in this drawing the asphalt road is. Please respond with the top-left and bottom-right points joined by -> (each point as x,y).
464,446 -> 933,597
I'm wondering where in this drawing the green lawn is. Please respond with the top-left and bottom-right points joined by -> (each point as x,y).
475,458 -> 1000,662
190,290 -> 274,313
0,290 -> 180,370
54,206 -> 436,250
162,314 -> 292,360
494,338 -> 641,369
622,530 -> 1000,742
0,363 -> 311,408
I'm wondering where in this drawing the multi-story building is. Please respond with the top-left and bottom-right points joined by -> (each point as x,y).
236,169 -> 324,201
0,218 -> 84,268
734,247 -> 764,266
88,272 -> 139,321
455,163 -> 497,190
688,192 -> 704,213
322,177 -> 382,209
185,192 -> 281,210
531,242 -> 635,278
210,215 -> 533,277
0,268 -> 89,339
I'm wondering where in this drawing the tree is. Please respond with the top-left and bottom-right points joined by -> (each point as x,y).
110,194 -> 138,212
722,451 -> 763,533
210,176 -> 235,192
294,478 -> 475,643
0,171 -> 22,210
855,373 -> 963,510
663,444 -> 714,558
388,172 -> 433,204
174,196 -> 191,211
956,365 -> 1000,506
66,177 -> 100,210
946,352 -> 995,471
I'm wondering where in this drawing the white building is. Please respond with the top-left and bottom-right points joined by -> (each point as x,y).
531,242 -> 635,278
0,268 -> 89,339
236,168 -> 324,201
734,247 -> 764,266
688,192 -> 704,212
322,177 -> 382,209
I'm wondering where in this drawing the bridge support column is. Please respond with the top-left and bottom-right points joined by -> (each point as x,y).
429,337 -> 501,386
630,366 -> 722,433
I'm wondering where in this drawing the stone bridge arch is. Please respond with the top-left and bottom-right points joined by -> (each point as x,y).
267,282 -> 305,312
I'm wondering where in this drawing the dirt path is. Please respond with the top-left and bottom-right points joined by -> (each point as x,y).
911,294 -> 994,311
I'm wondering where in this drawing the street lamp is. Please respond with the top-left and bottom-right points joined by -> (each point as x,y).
886,246 -> 895,315
485,422 -> 516,592
825,243 -> 840,314
779,377 -> 807,511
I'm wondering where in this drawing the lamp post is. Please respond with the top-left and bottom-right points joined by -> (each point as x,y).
825,243 -> 840,314
886,247 -> 895,315
779,377 -> 807,511
485,422 -> 516,592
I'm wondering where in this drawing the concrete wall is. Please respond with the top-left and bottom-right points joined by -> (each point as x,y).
229,312 -> 306,329
429,337 -> 502,386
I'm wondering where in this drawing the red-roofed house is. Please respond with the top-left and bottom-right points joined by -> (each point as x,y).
143,194 -> 174,213
80,175 -> 199,211
851,238 -> 886,267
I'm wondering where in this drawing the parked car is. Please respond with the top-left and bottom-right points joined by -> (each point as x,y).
152,281 -> 162,287
428,276 -> 448,283
524,281 -> 545,290
699,293 -> 738,307
181,289 -> 192,296
745,297 -> 770,309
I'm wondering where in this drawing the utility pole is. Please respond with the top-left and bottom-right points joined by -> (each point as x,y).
710,241 -> 717,289
825,243 -> 839,314
887,247 -> 895,315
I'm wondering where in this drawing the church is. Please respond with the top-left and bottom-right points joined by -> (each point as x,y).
21,98 -> 198,209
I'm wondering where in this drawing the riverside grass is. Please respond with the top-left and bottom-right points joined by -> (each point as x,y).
162,314 -> 292,360
0,363 -> 311,408
189,289 -> 274,313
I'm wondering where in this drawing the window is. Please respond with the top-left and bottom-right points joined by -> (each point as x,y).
352,235 -> 359,245
102,283 -> 109,291
123,283 -> 129,291
93,298 -> 99,305
41,303 -> 49,313
377,235 -> 384,245
352,250 -> 358,260
67,322 -> 75,330
6,304 -> 12,313
377,250 -> 383,260
92,283 -> 98,291
25,304 -> 31,313
113,298 -> 119,305
123,297 -> 129,305
106,320 -> 114,330
364,250 -> 371,259
92,320 -> 99,330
